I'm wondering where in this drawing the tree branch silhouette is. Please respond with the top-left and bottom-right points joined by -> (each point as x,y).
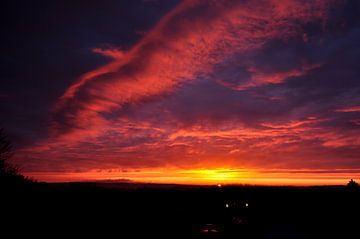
0,128 -> 27,183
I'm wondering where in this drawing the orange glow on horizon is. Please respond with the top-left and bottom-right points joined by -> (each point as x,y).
24,167 -> 360,186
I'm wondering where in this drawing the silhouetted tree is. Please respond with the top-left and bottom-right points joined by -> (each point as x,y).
347,179 -> 359,188
0,128 -> 25,183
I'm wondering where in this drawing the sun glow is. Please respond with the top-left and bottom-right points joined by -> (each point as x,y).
24,167 -> 360,186
184,169 -> 245,184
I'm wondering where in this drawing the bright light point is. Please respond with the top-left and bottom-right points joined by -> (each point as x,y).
225,203 -> 229,208
245,203 -> 249,207
217,184 -> 222,187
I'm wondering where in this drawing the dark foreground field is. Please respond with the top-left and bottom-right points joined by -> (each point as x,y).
3,182 -> 360,238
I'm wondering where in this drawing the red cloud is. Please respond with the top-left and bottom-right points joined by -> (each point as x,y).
218,63 -> 322,90
53,0 -> 333,138
17,0 -> 358,184
335,106 -> 360,113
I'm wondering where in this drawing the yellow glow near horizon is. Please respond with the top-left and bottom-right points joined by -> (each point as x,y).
24,167 -> 360,186
182,168 -> 245,183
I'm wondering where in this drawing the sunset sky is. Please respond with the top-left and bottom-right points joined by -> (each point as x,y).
2,0 -> 360,185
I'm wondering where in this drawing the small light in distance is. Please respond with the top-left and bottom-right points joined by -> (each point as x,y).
217,184 -> 222,187
225,203 -> 229,208
245,202 -> 249,207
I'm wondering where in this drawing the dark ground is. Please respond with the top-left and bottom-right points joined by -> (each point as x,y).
2,182 -> 360,238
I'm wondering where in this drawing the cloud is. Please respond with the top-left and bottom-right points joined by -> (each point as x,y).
335,106 -> 360,113
12,0 -> 360,183
52,0 -> 335,136
217,63 -> 322,90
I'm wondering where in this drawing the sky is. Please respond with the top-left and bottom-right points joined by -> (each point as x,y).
1,0 -> 360,185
